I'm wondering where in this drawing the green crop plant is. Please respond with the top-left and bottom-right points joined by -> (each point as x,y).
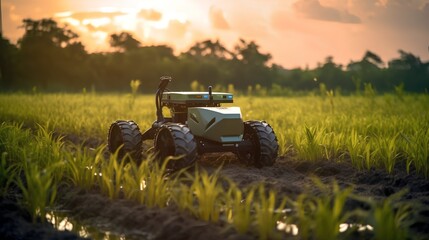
293,194 -> 312,240
0,152 -> 16,197
0,93 -> 155,140
30,124 -> 66,182
64,144 -> 104,190
130,79 -> 141,95
1,93 -> 429,175
122,159 -> 150,204
345,129 -> 367,170
170,169 -> 199,214
403,129 -> 429,177
290,179 -> 354,240
311,179 -> 354,240
366,142 -> 377,170
0,122 -> 64,222
293,126 -> 325,161
253,184 -> 287,240
143,156 -> 178,208
275,131 -> 292,156
225,183 -> 255,234
322,131 -> 344,161
191,168 -> 224,222
0,102 -> 427,240
99,152 -> 126,199
326,89 -> 335,113
372,202 -> 410,240
0,122 -> 31,166
129,79 -> 142,108
375,133 -> 400,174
361,191 -> 412,240
171,181 -> 195,214
16,159 -> 58,222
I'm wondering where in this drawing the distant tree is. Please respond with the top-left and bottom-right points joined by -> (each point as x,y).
233,39 -> 271,66
314,56 -> 349,91
348,51 -> 383,71
19,18 -> 81,49
109,32 -> 141,52
388,50 -> 422,70
387,50 -> 428,92
278,67 -> 317,91
363,50 -> 384,68
17,18 -> 87,89
0,35 -> 19,88
228,39 -> 273,88
4,19 -> 429,94
346,50 -> 385,91
187,39 -> 231,59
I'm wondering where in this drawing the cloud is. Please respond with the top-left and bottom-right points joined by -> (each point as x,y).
293,0 -> 361,23
84,23 -> 115,33
165,20 -> 189,39
369,0 -> 429,31
271,10 -> 312,33
209,6 -> 230,30
224,5 -> 270,40
138,9 -> 162,21
66,11 -> 126,21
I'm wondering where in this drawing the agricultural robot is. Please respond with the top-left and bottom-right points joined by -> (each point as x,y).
108,76 -> 279,169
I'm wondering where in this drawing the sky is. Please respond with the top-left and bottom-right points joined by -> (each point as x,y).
2,0 -> 429,68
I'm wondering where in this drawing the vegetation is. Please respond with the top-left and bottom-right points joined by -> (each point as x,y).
1,93 -> 428,175
0,91 -> 426,238
0,19 -> 427,235
1,18 -> 428,93
292,179 -> 353,240
1,15 -> 427,240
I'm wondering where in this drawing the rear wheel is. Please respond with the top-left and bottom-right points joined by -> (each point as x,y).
108,120 -> 143,162
154,123 -> 197,170
238,121 -> 279,168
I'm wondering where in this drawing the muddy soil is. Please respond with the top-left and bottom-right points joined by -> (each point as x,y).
60,154 -> 429,239
200,154 -> 429,236
2,138 -> 429,239
0,196 -> 87,240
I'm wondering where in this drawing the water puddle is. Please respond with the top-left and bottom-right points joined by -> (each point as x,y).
275,208 -> 373,236
276,219 -> 373,236
46,211 -> 149,240
46,202 -> 372,239
277,221 -> 299,235
339,223 -> 373,232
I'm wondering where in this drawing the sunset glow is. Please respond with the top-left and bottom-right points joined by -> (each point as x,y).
2,0 -> 429,68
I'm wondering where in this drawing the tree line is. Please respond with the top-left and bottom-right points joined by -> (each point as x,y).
1,18 -> 428,94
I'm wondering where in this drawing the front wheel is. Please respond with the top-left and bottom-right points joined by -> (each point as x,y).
154,123 -> 197,170
108,120 -> 143,162
237,121 -> 279,168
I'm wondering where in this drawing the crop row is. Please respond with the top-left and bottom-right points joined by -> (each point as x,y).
0,93 -> 428,176
0,123 -> 414,239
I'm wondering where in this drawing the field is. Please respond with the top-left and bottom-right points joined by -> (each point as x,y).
1,92 -> 429,240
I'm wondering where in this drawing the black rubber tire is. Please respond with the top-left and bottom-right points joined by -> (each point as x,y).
154,123 -> 197,170
238,121 -> 279,168
108,120 -> 143,162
